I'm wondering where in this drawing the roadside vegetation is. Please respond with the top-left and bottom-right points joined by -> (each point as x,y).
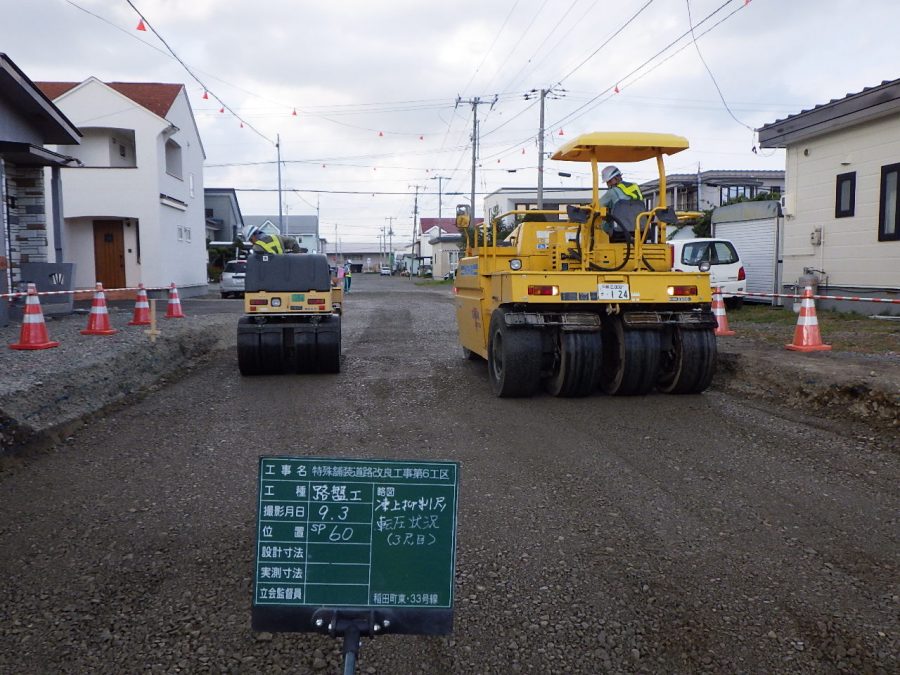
728,303 -> 900,354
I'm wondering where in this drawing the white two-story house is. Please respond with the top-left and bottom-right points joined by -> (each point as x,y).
37,78 -> 207,295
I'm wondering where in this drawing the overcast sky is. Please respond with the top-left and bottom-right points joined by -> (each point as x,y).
4,0 -> 900,248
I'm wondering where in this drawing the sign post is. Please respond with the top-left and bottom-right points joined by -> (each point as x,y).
253,457 -> 460,671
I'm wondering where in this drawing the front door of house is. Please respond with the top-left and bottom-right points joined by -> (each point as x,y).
92,220 -> 126,289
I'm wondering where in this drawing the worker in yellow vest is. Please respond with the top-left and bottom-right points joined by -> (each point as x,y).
599,165 -> 643,207
250,233 -> 301,254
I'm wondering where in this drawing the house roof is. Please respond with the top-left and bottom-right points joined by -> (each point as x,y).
420,217 -> 483,235
36,81 -> 183,118
0,53 -> 81,145
420,218 -> 460,235
429,232 -> 464,245
641,170 -> 785,191
758,78 -> 900,148
243,215 -> 319,237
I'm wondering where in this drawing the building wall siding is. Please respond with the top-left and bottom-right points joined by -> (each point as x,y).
782,114 -> 900,291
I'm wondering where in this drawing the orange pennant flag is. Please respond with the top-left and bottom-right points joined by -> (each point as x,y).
136,19 -> 147,31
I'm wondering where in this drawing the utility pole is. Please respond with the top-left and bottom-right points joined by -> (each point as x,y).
525,88 -> 565,209
385,216 -> 395,267
430,176 -> 450,219
409,184 -> 424,276
537,91 -> 546,209
456,95 -> 497,225
276,133 -> 283,232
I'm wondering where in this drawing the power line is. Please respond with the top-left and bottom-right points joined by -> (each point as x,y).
235,188 -> 498,195
124,0 -> 273,144
500,0 -> 582,94
458,0 -> 523,96
479,0 -> 746,163
685,0 -> 755,132
554,0 -> 656,86
550,0 -> 743,130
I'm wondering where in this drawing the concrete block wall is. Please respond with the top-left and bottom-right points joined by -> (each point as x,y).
6,165 -> 48,286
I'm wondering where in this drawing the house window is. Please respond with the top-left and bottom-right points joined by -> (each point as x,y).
165,139 -> 183,179
720,185 -> 755,203
879,163 -> 900,241
835,172 -> 856,218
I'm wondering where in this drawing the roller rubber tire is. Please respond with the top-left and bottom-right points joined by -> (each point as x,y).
487,309 -> 542,398
258,329 -> 284,375
317,317 -> 341,374
237,318 -> 262,376
545,331 -> 602,397
599,317 -> 661,396
657,327 -> 717,394
293,328 -> 317,374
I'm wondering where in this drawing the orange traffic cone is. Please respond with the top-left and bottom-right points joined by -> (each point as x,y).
786,286 -> 831,352
81,283 -> 118,335
128,284 -> 151,325
165,283 -> 185,319
712,287 -> 735,336
10,283 -> 60,350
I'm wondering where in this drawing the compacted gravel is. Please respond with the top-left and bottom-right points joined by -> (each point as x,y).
0,275 -> 897,674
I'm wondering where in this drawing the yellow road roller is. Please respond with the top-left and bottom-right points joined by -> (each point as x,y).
453,131 -> 717,397
238,253 -> 341,375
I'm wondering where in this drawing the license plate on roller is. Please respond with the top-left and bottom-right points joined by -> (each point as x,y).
597,283 -> 630,300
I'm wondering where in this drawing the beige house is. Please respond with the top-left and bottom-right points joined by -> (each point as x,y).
759,79 -> 900,313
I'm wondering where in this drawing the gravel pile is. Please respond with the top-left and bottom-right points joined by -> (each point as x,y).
0,305 -> 234,452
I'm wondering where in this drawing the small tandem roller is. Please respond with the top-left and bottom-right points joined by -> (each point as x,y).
237,253 -> 342,375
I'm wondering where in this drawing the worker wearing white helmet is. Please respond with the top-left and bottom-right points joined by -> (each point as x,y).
599,165 -> 643,208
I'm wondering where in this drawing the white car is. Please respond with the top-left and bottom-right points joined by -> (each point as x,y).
220,259 -> 246,298
379,265 -> 391,276
669,238 -> 746,307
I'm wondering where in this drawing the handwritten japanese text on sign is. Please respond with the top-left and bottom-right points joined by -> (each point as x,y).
254,457 -> 459,610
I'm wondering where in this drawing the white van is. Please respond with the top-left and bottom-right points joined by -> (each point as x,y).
668,238 -> 746,307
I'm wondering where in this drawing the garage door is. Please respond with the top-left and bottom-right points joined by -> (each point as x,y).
713,217 -> 779,303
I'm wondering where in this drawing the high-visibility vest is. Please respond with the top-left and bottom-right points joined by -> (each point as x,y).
253,234 -> 284,255
617,181 -> 643,201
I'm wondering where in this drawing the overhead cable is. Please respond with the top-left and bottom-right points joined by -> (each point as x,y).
124,0 -> 274,144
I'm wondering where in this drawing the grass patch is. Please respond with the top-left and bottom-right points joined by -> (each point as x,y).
728,303 -> 900,354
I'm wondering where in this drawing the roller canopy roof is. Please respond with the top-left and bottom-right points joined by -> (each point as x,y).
551,132 -> 690,162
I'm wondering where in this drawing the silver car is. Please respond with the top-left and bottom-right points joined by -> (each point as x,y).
220,259 -> 246,298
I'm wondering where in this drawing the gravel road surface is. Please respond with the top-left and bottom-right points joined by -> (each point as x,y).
1,275 -> 897,674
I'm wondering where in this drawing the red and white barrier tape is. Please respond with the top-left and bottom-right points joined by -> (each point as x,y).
734,291 -> 900,304
0,285 -> 173,300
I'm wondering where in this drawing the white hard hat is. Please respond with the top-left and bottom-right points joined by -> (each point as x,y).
601,165 -> 622,183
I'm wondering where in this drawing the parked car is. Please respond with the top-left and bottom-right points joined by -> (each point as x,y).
668,238 -> 746,308
220,259 -> 246,298
379,265 -> 391,276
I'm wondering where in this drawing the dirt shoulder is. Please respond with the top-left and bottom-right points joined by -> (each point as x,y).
714,306 -> 899,434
